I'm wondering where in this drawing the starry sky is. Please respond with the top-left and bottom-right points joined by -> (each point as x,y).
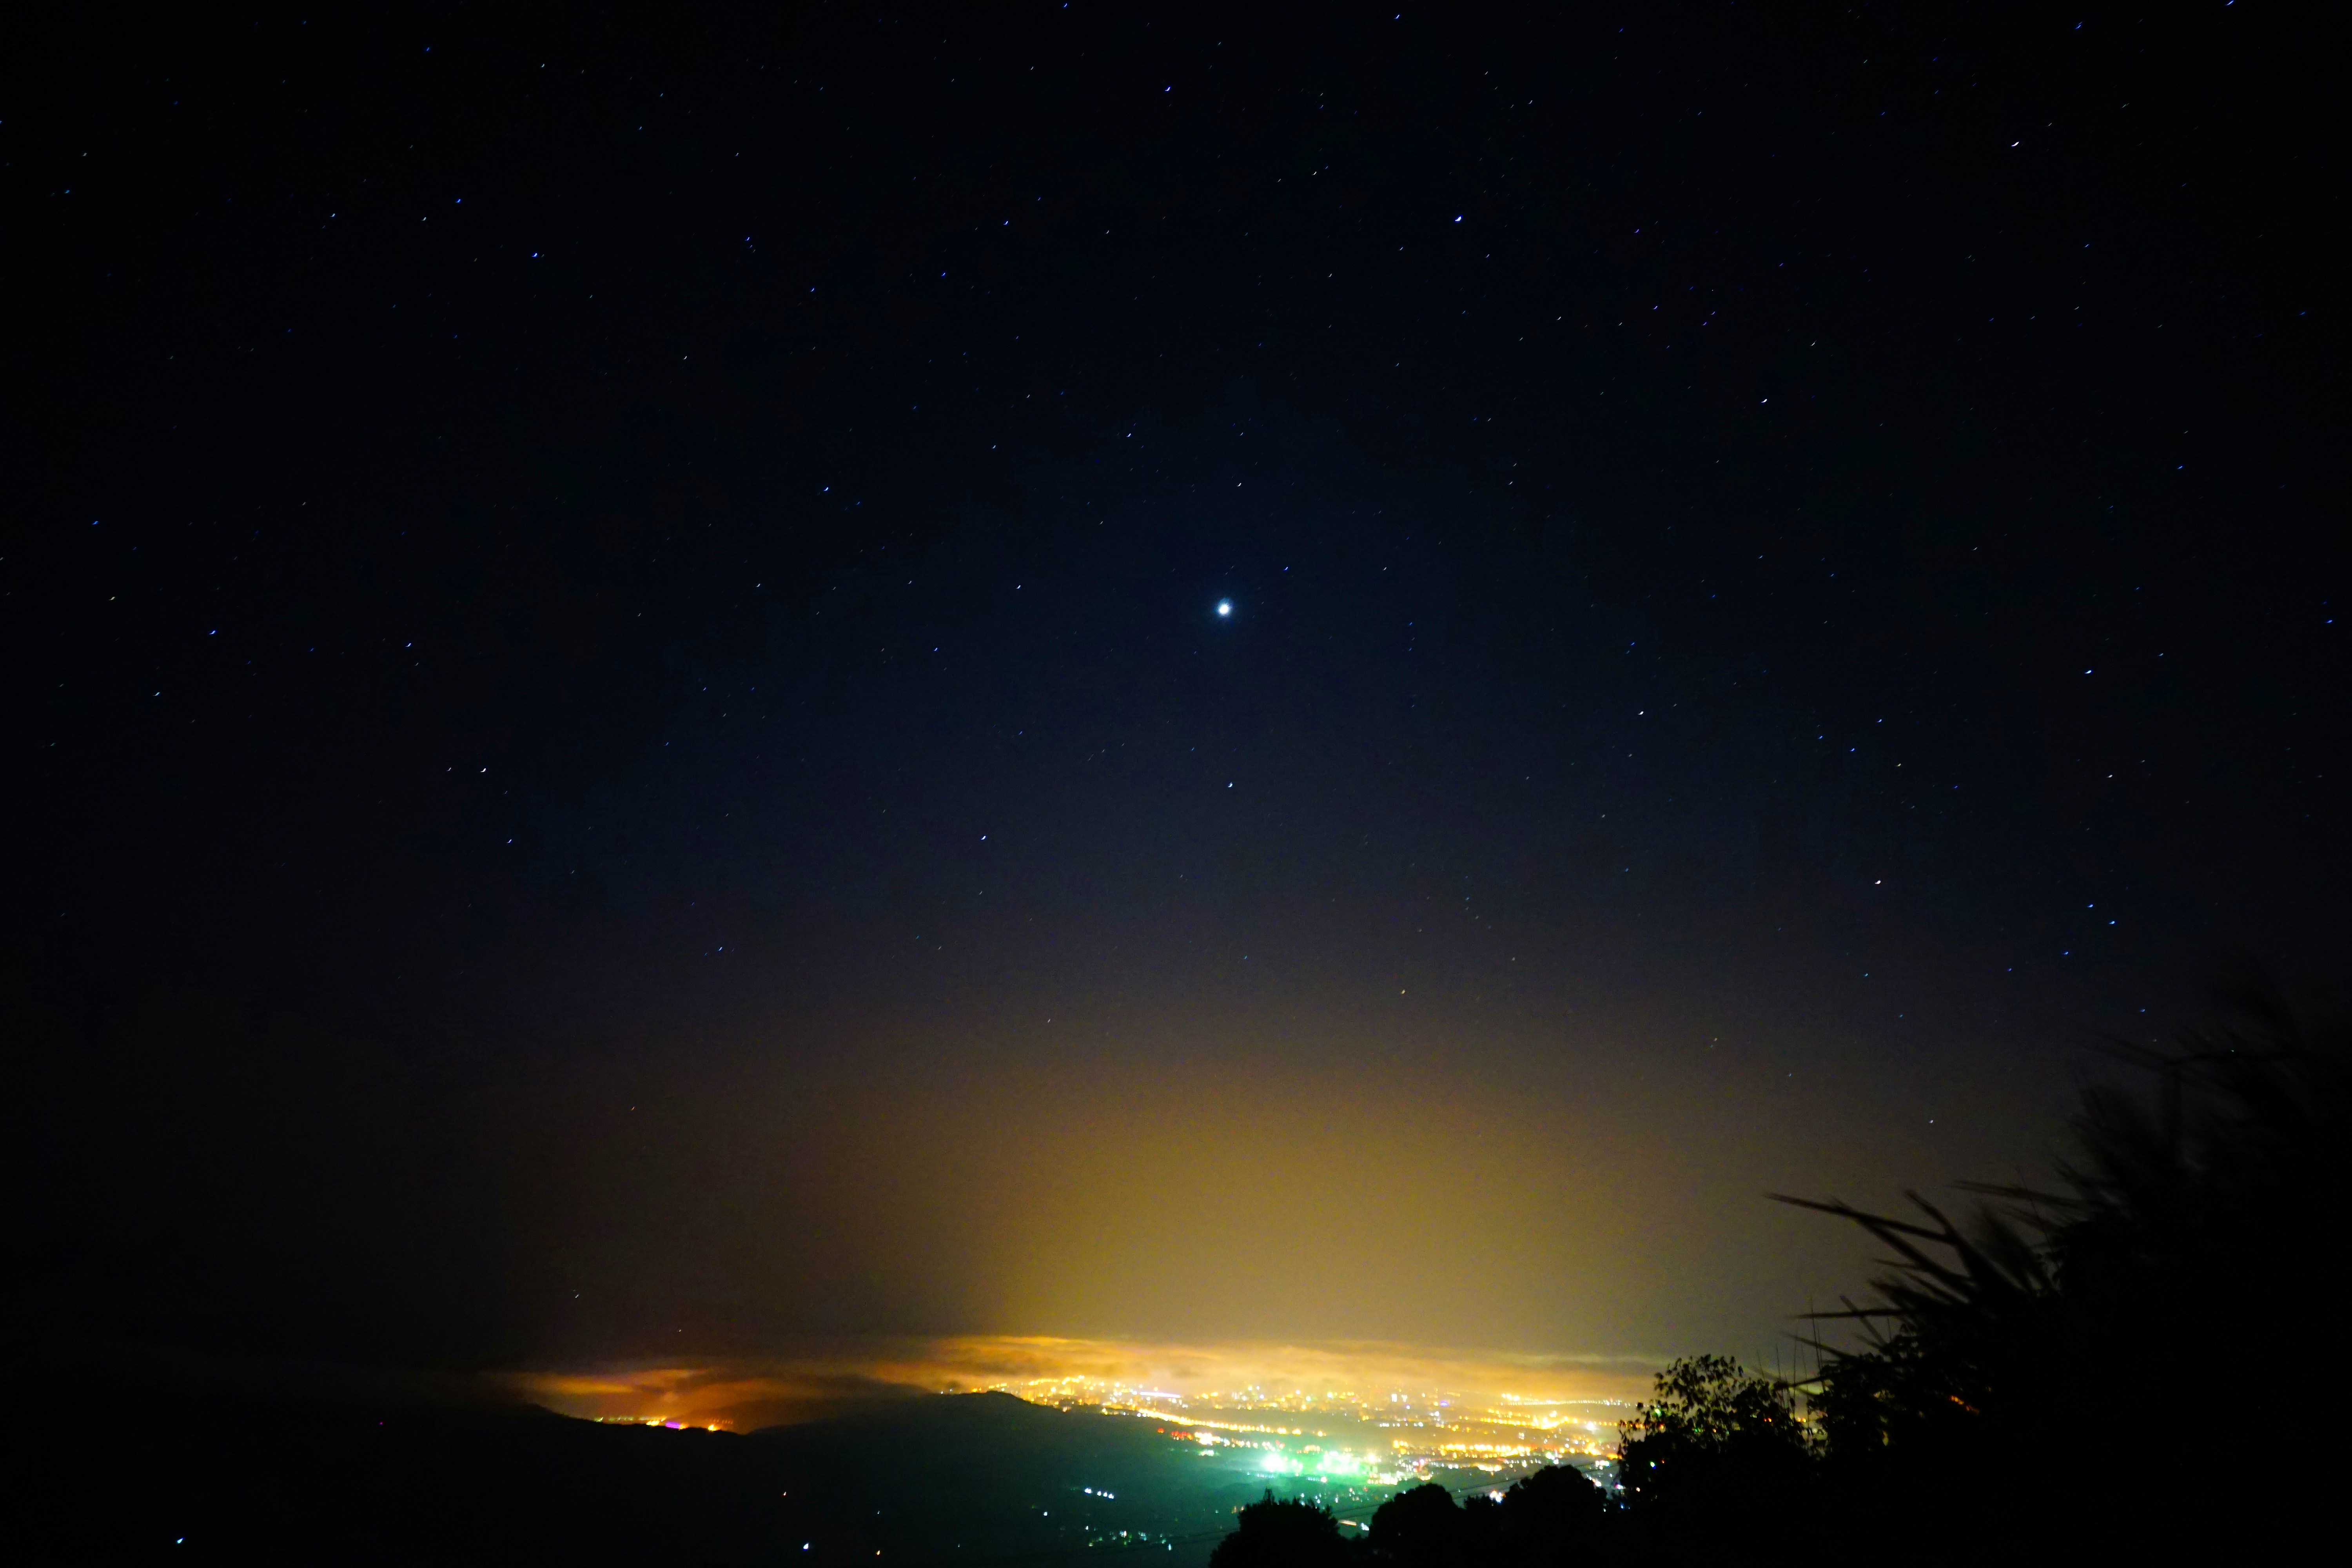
11,5 -> 2342,1376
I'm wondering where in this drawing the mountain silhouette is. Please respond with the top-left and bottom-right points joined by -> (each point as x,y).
19,1363 -> 1261,1565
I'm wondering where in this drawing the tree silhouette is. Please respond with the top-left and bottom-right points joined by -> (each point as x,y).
1368,1481 -> 1472,1568
1495,1464 -> 1604,1563
1209,1490 -> 1351,1568
1617,1354 -> 1815,1539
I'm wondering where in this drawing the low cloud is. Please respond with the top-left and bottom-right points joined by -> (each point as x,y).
507,1335 -> 1658,1430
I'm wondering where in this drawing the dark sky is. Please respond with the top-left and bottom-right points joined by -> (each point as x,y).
11,5 -> 2342,1375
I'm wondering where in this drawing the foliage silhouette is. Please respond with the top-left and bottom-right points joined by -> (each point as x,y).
1615,1354 -> 1815,1544
1779,984 -> 2345,1550
1209,1491 -> 1351,1568
1494,1464 -> 1604,1562
1368,1481 -> 1477,1567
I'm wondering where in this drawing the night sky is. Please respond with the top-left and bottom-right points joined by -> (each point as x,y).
12,6 -> 2341,1380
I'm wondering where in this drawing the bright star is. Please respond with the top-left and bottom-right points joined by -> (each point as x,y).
1216,600 -> 1233,617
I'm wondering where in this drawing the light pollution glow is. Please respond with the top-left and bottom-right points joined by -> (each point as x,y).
507,1335 -> 1659,1432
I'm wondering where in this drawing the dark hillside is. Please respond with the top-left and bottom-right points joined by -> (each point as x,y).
18,1377 -> 1239,1565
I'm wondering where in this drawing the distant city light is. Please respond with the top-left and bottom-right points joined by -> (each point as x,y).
520,1339 -> 1641,1486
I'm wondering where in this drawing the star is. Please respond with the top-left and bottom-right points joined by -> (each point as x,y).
1216,600 -> 1232,617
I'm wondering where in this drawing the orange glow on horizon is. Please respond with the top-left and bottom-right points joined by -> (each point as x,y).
505,1334 -> 1655,1433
